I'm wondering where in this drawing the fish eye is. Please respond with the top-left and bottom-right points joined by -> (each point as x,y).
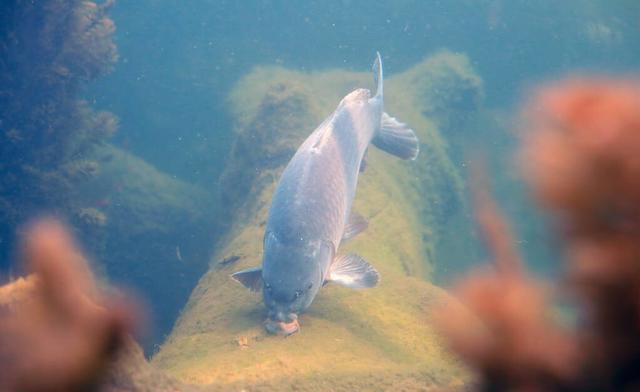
307,283 -> 313,290
265,283 -> 272,292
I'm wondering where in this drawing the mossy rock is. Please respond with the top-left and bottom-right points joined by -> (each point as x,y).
74,144 -> 217,350
153,52 -> 482,390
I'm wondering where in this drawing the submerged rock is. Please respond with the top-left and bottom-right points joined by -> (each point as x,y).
76,144 -> 216,351
153,52 -> 482,390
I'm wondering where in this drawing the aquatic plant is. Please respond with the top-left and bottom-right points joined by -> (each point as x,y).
438,79 -> 640,391
0,1 -> 217,349
0,0 -> 118,263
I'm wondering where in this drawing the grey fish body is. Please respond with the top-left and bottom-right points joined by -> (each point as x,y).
232,53 -> 420,334
262,89 -> 381,319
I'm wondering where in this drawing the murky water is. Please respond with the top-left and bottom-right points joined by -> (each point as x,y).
1,1 -> 639,390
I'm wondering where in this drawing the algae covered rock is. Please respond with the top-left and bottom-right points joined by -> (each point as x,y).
75,144 -> 216,349
393,51 -> 484,134
0,0 -> 119,258
153,52 -> 481,390
0,0 -> 219,355
103,339 -> 204,392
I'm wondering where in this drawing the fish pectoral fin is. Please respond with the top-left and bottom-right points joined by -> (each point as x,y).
326,253 -> 379,289
372,112 -> 420,160
342,211 -> 369,242
231,267 -> 263,292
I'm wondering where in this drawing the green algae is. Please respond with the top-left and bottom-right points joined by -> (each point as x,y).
82,144 -> 211,237
153,51 -> 483,390
0,1 -> 118,233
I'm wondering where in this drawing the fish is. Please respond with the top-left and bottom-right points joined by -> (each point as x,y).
232,52 -> 420,335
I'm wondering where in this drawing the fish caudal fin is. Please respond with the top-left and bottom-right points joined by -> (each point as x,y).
342,211 -> 369,242
231,267 -> 263,292
372,112 -> 420,160
326,253 -> 379,289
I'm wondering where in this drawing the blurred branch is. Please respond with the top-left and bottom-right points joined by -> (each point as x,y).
469,161 -> 522,276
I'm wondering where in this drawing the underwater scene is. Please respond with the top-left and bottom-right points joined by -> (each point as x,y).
1,1 -> 640,391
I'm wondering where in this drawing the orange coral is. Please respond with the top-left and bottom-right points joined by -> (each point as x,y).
524,79 -> 640,390
522,80 -> 640,237
439,270 -> 577,390
439,79 -> 640,391
438,169 -> 577,390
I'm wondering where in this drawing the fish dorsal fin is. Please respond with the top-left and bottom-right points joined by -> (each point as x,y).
231,267 -> 263,292
326,253 -> 379,289
373,51 -> 383,98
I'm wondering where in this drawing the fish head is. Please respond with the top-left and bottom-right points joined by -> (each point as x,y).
262,234 -> 333,325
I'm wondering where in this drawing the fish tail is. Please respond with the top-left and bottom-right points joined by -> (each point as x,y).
371,52 -> 419,160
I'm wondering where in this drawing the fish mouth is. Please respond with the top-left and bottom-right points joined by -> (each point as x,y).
264,318 -> 300,336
